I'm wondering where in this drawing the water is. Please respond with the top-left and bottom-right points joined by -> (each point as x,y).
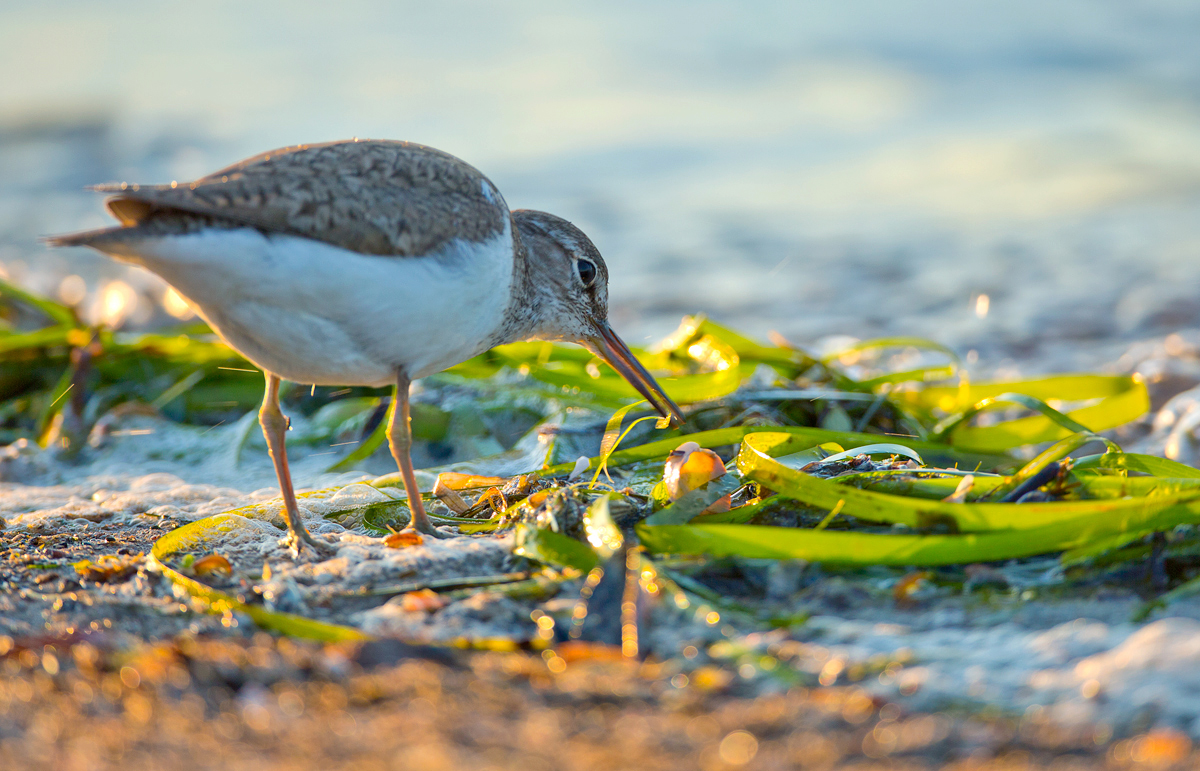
3,0 -> 1200,369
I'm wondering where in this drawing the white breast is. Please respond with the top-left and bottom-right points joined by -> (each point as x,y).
110,224 -> 514,386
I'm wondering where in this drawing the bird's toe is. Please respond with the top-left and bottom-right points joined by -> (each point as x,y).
280,530 -> 339,559
408,522 -> 455,540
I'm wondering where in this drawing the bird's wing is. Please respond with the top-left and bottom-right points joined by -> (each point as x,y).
81,140 -> 509,257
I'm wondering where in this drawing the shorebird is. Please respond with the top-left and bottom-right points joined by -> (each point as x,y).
49,139 -> 684,556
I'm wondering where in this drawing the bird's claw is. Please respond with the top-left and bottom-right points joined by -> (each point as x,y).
282,529 -> 338,559
409,519 -> 454,540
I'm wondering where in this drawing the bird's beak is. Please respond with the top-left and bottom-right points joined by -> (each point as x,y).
587,323 -> 686,427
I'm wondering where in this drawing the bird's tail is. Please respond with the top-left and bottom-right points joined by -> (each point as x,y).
44,193 -> 163,248
43,226 -> 130,249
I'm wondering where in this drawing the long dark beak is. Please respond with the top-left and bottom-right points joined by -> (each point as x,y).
588,324 -> 686,427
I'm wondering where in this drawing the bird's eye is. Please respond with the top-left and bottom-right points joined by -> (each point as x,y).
577,259 -> 597,288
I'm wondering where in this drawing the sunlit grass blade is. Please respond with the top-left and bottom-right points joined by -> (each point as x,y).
818,443 -> 925,465
820,337 -> 960,392
819,336 -> 962,366
907,373 -> 1140,410
734,389 -> 879,402
636,496 -> 1200,564
685,316 -> 816,371
1060,531 -> 1151,566
0,325 -> 75,355
985,431 -> 1117,501
775,441 -> 844,469
112,331 -> 247,365
900,374 -> 1149,452
854,365 -> 956,391
541,426 -> 1015,478
589,400 -> 671,488
1074,452 -> 1200,479
152,369 -> 205,410
230,409 -> 259,467
513,522 -> 598,571
0,277 -> 77,328
736,431 -> 1200,533
653,315 -> 811,365
35,366 -> 75,444
833,471 -> 1006,501
326,397 -> 390,472
933,392 -> 1091,440
1076,476 -> 1200,499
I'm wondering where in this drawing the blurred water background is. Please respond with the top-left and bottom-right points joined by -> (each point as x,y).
3,0 -> 1200,373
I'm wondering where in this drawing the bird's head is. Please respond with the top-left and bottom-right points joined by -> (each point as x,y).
512,209 -> 684,427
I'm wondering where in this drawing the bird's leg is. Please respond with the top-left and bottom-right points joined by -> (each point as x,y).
389,372 -> 450,539
260,374 -> 334,557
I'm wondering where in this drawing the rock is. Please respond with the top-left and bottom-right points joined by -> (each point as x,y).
0,439 -> 55,484
1121,331 -> 1200,411
1116,286 -> 1200,334
1130,385 -> 1200,466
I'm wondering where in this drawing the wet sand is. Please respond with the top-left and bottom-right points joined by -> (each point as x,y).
3,633 -> 1170,771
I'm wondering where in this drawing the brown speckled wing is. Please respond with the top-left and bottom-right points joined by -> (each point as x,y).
95,140 -> 509,257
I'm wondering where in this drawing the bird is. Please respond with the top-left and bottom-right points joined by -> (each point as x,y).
48,139 -> 685,556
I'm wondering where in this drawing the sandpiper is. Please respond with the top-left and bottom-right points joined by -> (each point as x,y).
49,139 -> 684,556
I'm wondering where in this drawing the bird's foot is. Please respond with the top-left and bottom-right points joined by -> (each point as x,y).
408,518 -> 454,540
282,529 -> 339,559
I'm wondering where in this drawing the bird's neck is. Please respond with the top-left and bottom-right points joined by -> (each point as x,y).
487,218 -> 548,347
